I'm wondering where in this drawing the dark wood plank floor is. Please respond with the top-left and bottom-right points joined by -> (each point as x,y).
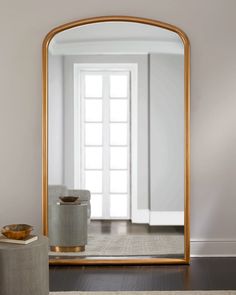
49,258 -> 236,291
88,220 -> 184,235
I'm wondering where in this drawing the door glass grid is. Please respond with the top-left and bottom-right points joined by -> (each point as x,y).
79,70 -> 130,219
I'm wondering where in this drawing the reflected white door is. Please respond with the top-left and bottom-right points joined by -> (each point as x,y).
77,69 -> 131,220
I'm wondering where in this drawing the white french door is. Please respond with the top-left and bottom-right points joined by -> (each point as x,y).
76,67 -> 131,220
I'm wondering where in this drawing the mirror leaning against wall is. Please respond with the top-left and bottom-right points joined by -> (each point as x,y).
42,16 -> 190,265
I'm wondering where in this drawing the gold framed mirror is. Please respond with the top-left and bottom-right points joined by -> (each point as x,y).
42,16 -> 190,265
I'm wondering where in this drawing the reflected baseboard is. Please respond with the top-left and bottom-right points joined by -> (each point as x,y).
132,209 -> 184,226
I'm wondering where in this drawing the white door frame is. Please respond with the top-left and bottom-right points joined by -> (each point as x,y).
74,63 -> 138,220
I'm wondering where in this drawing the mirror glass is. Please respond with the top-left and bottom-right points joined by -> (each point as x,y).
47,20 -> 186,262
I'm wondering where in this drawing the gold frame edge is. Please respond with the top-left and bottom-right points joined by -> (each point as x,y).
42,15 -> 190,265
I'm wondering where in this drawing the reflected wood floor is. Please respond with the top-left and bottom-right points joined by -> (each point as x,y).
49,258 -> 236,291
88,220 -> 184,235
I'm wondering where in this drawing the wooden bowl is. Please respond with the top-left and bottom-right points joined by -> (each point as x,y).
1,224 -> 33,240
59,196 -> 79,203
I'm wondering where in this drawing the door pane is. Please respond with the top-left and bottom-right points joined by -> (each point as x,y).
85,147 -> 102,169
110,194 -> 128,217
110,147 -> 128,169
91,194 -> 103,217
85,75 -> 103,98
110,75 -> 128,98
85,171 -> 102,193
110,99 -> 128,122
110,171 -> 128,193
85,99 -> 102,122
110,123 -> 127,145
85,123 -> 102,145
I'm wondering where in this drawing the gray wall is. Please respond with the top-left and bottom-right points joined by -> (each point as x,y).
1,0 -> 236,255
150,53 -> 184,211
49,53 -> 184,213
48,54 -> 64,185
63,54 -> 149,209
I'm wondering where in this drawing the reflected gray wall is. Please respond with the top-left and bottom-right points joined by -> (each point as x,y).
63,54 -> 149,210
150,54 -> 184,211
48,54 -> 64,185
48,53 -> 184,212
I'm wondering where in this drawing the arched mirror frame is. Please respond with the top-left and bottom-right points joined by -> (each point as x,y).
42,16 -> 190,265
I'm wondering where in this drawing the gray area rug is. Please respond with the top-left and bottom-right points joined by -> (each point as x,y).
49,234 -> 184,256
49,291 -> 236,294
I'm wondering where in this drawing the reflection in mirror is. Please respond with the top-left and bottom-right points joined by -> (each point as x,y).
46,19 -> 187,262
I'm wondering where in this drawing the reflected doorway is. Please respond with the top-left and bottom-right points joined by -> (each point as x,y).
74,65 -> 133,220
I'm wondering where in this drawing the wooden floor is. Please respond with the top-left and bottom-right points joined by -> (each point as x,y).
49,258 -> 236,291
88,220 -> 184,235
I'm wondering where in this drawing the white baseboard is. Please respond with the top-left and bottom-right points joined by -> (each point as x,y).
132,209 -> 184,225
131,209 -> 149,223
149,211 -> 184,226
190,239 -> 236,257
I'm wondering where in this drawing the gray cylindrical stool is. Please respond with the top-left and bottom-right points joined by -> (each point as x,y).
49,203 -> 87,252
0,235 -> 49,295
